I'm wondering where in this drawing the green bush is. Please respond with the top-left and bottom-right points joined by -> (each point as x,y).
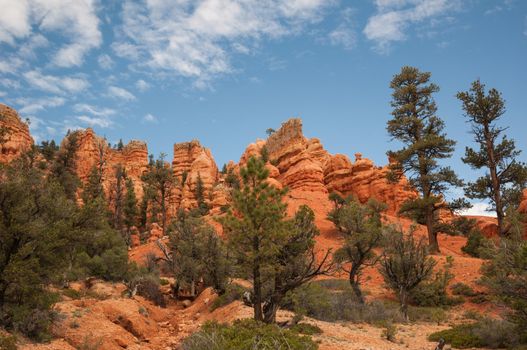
290,323 -> 323,335
0,334 -> 17,350
181,319 -> 318,350
409,268 -> 463,307
428,319 -> 521,349
63,288 -> 82,300
462,231 -> 489,258
451,282 -> 477,297
210,283 -> 248,311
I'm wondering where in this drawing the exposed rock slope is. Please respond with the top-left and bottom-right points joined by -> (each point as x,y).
0,103 -> 33,162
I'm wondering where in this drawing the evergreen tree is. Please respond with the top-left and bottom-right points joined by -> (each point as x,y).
124,177 -> 138,232
481,214 -> 527,339
328,194 -> 387,303
457,80 -> 527,236
82,165 -> 105,204
141,153 -> 176,232
379,228 -> 436,320
38,140 -> 58,161
221,156 -> 331,323
167,211 -> 229,297
194,172 -> 210,215
50,131 -> 80,200
117,138 -> 124,151
386,66 -> 463,253
109,164 -> 126,235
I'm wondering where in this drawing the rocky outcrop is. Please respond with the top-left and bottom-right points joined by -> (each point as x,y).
172,140 -> 219,210
70,128 -> 148,200
0,103 -> 33,163
519,189 -> 527,236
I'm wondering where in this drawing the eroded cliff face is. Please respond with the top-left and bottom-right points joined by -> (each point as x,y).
72,128 -> 149,200
172,140 -> 219,210
519,189 -> 527,236
0,103 -> 33,162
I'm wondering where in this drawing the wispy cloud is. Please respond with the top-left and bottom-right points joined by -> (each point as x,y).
24,70 -> 89,94
328,8 -> 356,50
73,103 -> 116,117
108,86 -> 136,101
135,79 -> 151,92
97,54 -> 114,70
18,96 -> 65,114
0,0 -> 101,67
114,0 -> 332,86
364,0 -> 458,53
143,113 -> 158,123
77,115 -> 113,128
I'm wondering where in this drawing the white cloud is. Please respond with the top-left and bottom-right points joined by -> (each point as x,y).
98,54 -> 115,70
135,79 -> 151,92
460,202 -> 497,217
329,26 -> 356,50
0,0 -> 101,67
143,113 -> 158,123
73,103 -> 116,117
77,115 -> 113,128
23,70 -> 89,94
18,96 -> 65,114
364,0 -> 458,52
108,86 -> 136,101
114,0 -> 332,85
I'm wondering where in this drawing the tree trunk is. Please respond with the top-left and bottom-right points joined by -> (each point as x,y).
253,236 -> 263,322
426,207 -> 439,253
349,264 -> 365,304
263,296 -> 281,324
399,289 -> 409,321
484,124 -> 505,236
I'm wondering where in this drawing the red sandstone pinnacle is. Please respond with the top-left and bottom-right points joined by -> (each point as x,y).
0,103 -> 33,163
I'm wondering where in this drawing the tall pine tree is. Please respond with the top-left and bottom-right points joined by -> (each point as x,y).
457,80 -> 527,236
387,66 -> 463,253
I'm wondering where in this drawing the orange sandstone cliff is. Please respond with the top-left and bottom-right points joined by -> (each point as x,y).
0,103 -> 33,162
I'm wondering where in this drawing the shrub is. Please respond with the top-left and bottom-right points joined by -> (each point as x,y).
63,288 -> 82,300
462,231 -> 489,258
181,319 -> 318,350
407,306 -> 447,324
451,282 -> 477,297
127,275 -> 166,307
428,319 -> 521,349
290,323 -> 323,335
210,283 -> 248,311
410,263 -> 463,307
381,322 -> 397,342
0,334 -> 17,350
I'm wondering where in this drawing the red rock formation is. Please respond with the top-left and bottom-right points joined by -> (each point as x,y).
0,103 -> 33,163
519,189 -> 527,236
172,140 -> 219,210
70,128 -> 148,200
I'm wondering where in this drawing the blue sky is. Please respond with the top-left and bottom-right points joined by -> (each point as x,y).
1,0 -> 526,214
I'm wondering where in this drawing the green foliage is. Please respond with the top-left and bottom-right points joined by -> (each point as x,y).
409,262 -> 462,307
168,211 -> 229,295
457,80 -> 527,235
481,228 -> 527,340
210,283 -> 248,311
50,131 -> 80,200
387,66 -> 463,252
379,228 -> 436,319
221,157 -> 331,323
328,194 -> 387,303
128,274 -> 166,307
141,153 -> 177,232
0,333 -> 17,350
224,167 -> 240,189
429,319 -> 522,349
451,282 -> 477,297
290,323 -> 323,335
381,321 -> 397,342
181,319 -> 318,350
194,173 -> 210,215
38,140 -> 59,161
124,177 -> 138,231
260,145 -> 269,163
462,230 -> 490,258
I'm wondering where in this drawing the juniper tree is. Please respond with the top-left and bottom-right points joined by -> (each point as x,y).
387,66 -> 464,253
328,194 -> 387,304
379,227 -> 436,320
194,172 -> 210,215
141,153 -> 176,232
457,80 -> 527,236
50,131 -> 80,200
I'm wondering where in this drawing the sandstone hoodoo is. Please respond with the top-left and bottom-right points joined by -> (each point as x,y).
0,103 -> 33,163
172,140 -> 219,210
71,128 -> 149,200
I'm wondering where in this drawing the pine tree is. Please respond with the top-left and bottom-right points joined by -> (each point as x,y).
117,139 -> 124,151
51,131 -> 80,200
194,172 -> 210,215
221,156 -> 331,323
457,80 -> 527,236
124,177 -> 138,232
387,66 -> 463,253
328,194 -> 387,304
82,165 -> 105,204
109,164 -> 126,234
379,228 -> 436,320
141,153 -> 176,232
